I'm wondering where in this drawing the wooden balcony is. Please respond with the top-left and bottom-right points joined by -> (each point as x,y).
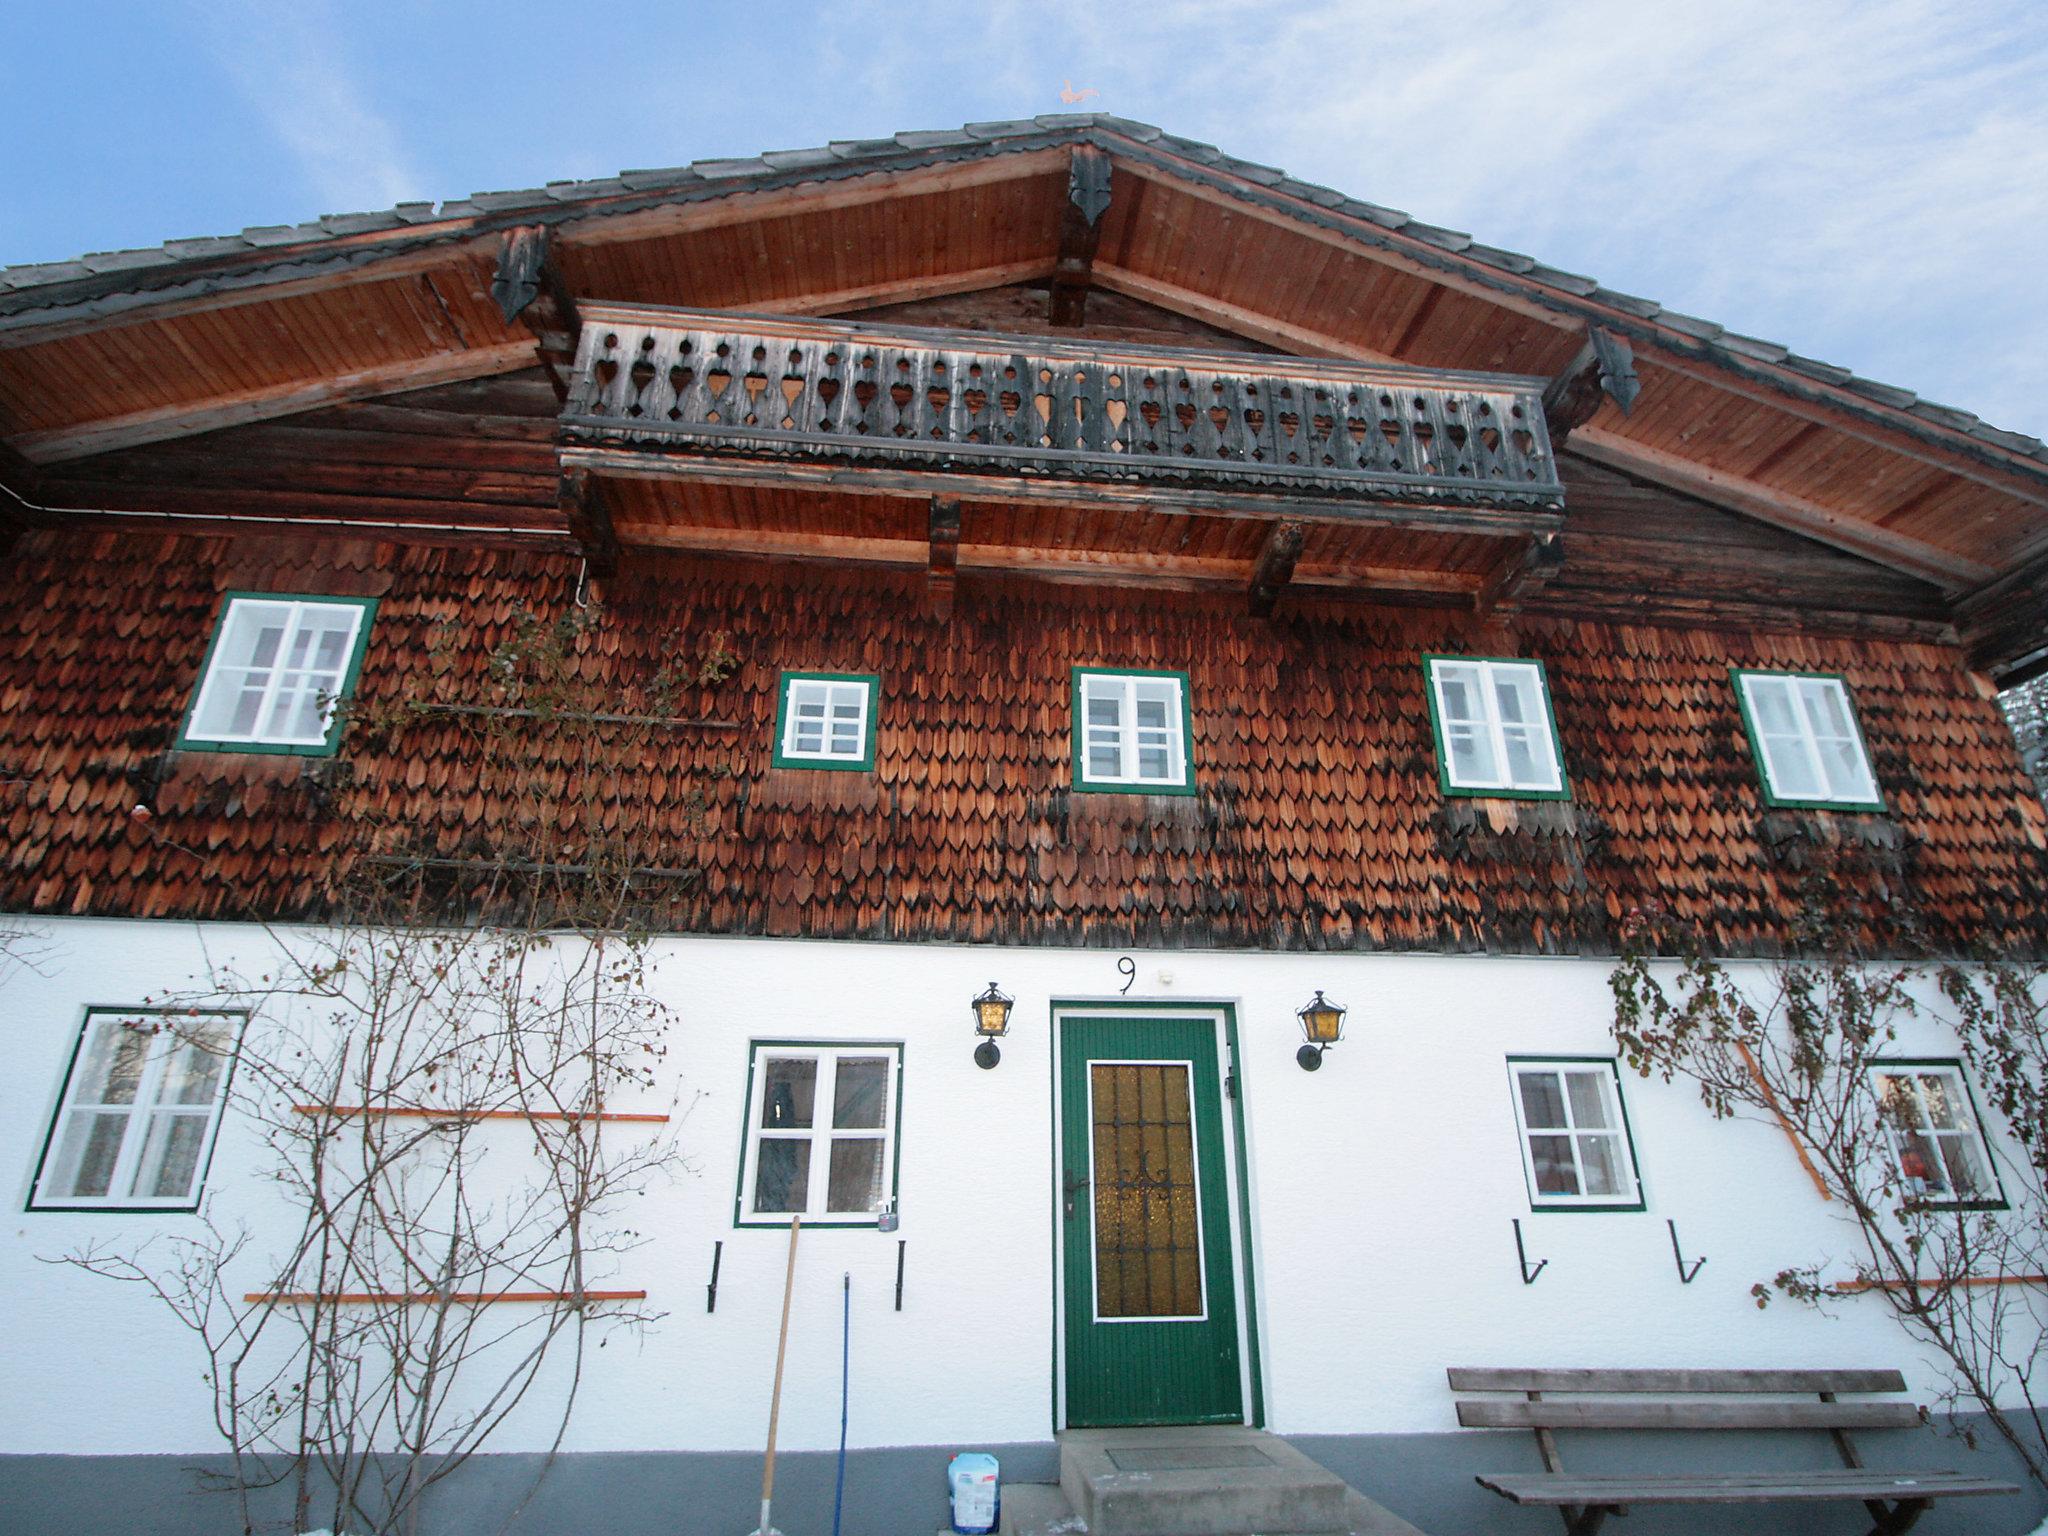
559,305 -> 1564,533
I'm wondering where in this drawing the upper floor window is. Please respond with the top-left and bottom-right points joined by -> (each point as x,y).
774,672 -> 879,771
178,593 -> 377,756
1732,670 -> 1882,810
737,1042 -> 902,1226
1426,656 -> 1568,798
1870,1061 -> 2003,1209
1507,1057 -> 1644,1210
30,1008 -> 244,1211
1072,668 -> 1195,795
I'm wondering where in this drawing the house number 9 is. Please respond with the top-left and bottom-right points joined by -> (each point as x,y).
1116,956 -> 1136,994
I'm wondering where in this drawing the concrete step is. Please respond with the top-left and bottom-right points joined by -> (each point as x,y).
1058,1427 -> 1349,1536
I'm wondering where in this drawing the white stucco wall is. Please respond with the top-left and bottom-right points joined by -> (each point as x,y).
0,916 -> 2030,1458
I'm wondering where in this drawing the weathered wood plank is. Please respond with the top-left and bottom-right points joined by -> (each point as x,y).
1456,1401 -> 1922,1431
560,467 -> 620,577
1248,519 -> 1305,616
1475,1471 -> 2015,1507
927,496 -> 961,619
1449,1367 -> 1908,1395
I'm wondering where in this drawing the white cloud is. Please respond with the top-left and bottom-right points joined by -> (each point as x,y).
190,0 -> 420,212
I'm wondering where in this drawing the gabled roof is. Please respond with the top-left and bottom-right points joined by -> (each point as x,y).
4,115 -> 2046,675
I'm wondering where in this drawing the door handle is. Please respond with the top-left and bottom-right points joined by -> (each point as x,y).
1063,1169 -> 1089,1219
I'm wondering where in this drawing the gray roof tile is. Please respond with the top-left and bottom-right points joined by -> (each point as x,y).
80,249 -> 173,273
693,158 -> 772,181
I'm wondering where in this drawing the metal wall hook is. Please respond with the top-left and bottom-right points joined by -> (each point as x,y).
705,1239 -> 723,1313
1513,1218 -> 1549,1285
1668,1219 -> 1707,1284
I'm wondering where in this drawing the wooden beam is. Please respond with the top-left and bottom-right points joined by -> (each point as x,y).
13,340 -> 538,464
560,467 -> 620,578
1567,429 -> 1991,590
492,226 -> 581,400
1475,531 -> 1565,616
1955,545 -> 2048,677
757,259 -> 1057,322
1049,148 -> 1111,327
1542,328 -> 1639,446
1248,520 -> 1305,616
1092,265 -> 1395,360
563,447 -> 1562,541
927,496 -> 961,619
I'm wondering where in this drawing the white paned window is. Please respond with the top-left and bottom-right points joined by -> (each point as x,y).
1735,671 -> 1881,808
184,595 -> 373,751
1427,657 -> 1566,795
738,1044 -> 901,1225
1508,1059 -> 1642,1209
1870,1063 -> 2002,1207
30,1009 -> 242,1210
1075,670 -> 1191,791
776,674 -> 877,768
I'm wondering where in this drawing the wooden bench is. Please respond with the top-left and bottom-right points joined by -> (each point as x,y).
1449,1367 -> 2021,1535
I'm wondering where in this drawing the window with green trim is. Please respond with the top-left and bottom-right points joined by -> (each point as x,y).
1869,1060 -> 2004,1210
1733,670 -> 1881,809
773,672 -> 879,770
1426,656 -> 1568,797
1507,1058 -> 1643,1210
737,1042 -> 902,1226
29,1007 -> 245,1212
179,594 -> 377,755
1073,668 -> 1194,793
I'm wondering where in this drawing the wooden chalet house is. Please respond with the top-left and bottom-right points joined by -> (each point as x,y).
3,116 -> 2047,1535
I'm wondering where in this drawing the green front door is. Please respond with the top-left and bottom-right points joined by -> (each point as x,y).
1059,1014 -> 1244,1427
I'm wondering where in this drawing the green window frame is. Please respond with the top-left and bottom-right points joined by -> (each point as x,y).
1730,668 -> 1884,812
772,671 -> 880,771
1071,667 -> 1197,796
175,592 -> 378,757
1868,1058 -> 2006,1212
28,1006 -> 247,1213
1506,1056 -> 1646,1212
1423,654 -> 1571,800
733,1040 -> 904,1228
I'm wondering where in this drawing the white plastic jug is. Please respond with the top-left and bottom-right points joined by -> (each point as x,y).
948,1451 -> 1000,1535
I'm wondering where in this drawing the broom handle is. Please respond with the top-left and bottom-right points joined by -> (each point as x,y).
759,1215 -> 802,1530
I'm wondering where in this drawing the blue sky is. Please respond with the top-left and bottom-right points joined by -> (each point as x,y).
5,1 -> 2046,440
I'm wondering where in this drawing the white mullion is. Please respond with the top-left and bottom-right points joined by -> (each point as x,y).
248,601 -> 305,746
1118,677 -> 1140,782
805,1053 -> 839,1216
108,1023 -> 172,1203
1480,663 -> 1515,792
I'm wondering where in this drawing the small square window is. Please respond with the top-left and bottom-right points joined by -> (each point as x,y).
1869,1061 -> 2004,1210
178,593 -> 377,755
1426,656 -> 1568,798
1733,670 -> 1882,810
1507,1058 -> 1643,1210
1072,668 -> 1195,794
29,1008 -> 245,1211
773,673 -> 879,770
736,1043 -> 902,1226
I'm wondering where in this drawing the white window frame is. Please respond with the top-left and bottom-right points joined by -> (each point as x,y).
1073,668 -> 1193,792
29,1007 -> 245,1212
1733,670 -> 1882,809
1426,656 -> 1567,796
774,673 -> 878,769
1506,1058 -> 1644,1210
735,1042 -> 902,1227
181,594 -> 374,752
1868,1060 -> 2005,1209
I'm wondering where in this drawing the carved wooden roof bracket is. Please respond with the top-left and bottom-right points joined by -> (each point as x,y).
494,226 -> 583,401
1542,326 -> 1640,447
1050,148 -> 1113,328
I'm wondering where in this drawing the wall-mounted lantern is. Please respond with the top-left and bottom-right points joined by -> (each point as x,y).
972,982 -> 1014,1069
1296,990 -> 1347,1071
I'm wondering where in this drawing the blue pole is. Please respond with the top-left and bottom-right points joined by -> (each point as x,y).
832,1272 -> 850,1536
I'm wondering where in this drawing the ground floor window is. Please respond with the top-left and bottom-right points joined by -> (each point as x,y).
1506,1057 -> 1644,1210
30,1007 -> 244,1211
736,1041 -> 902,1226
1869,1060 -> 2003,1209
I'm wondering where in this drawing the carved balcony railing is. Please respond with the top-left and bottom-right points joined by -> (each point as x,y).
560,304 -> 1564,529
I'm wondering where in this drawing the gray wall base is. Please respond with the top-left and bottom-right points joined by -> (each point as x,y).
4,1422 -> 2041,1536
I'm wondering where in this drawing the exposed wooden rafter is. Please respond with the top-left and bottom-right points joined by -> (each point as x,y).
1475,532 -> 1565,617
1954,548 -> 2048,681
1566,429 -> 1992,590
559,467 -> 620,578
492,226 -> 581,400
12,341 -> 538,465
1542,328 -> 1639,447
1049,148 -> 1111,327
1248,520 -> 1305,616
928,496 -> 961,619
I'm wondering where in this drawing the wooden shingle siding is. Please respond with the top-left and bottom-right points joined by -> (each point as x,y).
1,529 -> 2041,955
